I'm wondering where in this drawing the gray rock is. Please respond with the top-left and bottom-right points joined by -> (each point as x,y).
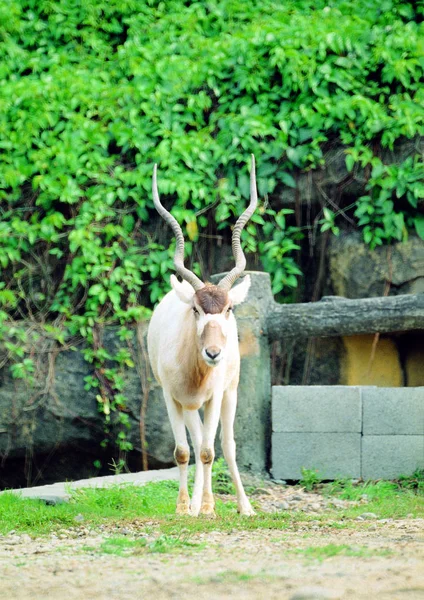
36,495 -> 69,506
329,233 -> 424,299
73,514 -> 85,523
289,586 -> 343,600
358,512 -> 378,520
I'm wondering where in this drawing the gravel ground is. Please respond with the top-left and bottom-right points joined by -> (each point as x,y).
1,482 -> 423,600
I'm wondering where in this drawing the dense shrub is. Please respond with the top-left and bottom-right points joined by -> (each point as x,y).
1,0 -> 423,457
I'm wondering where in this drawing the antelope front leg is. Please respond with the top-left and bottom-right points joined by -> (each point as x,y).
221,386 -> 255,516
199,392 -> 223,517
183,409 -> 204,516
163,390 -> 191,515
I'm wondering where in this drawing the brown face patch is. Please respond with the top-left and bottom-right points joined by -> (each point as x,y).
201,321 -> 226,351
195,285 -> 229,314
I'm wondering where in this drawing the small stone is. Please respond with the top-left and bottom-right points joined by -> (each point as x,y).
119,529 -> 131,536
330,499 -> 346,509
290,495 -> 304,502
289,586 -> 342,599
4,535 -> 22,545
252,488 -> 272,496
74,514 -> 85,523
33,547 -> 49,554
21,534 -> 32,544
378,518 -> 392,523
359,512 -> 378,520
37,495 -> 69,506
279,501 -> 290,510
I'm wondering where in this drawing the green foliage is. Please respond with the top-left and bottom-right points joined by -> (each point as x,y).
397,469 -> 424,492
354,155 -> 424,248
299,468 -> 322,491
0,0 -> 423,460
293,544 -> 392,560
326,471 -> 424,500
211,457 -> 235,495
93,533 -> 203,556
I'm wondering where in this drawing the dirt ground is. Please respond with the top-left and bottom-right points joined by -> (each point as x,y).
1,486 -> 423,600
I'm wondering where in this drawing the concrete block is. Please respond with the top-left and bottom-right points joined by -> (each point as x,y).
271,432 -> 361,480
272,386 -> 362,433
362,436 -> 424,479
362,387 -> 424,435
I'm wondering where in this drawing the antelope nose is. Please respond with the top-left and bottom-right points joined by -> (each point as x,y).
205,347 -> 220,360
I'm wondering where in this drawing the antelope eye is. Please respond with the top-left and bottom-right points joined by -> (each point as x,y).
193,307 -> 199,314
227,306 -> 232,313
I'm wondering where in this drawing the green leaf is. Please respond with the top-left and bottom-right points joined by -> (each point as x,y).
280,172 -> 296,188
88,284 -> 104,296
345,154 -> 355,173
414,216 -> 424,240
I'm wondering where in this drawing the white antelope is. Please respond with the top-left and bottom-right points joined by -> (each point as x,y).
147,155 -> 257,517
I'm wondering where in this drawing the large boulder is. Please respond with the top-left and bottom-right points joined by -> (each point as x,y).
0,323 -> 175,488
328,233 -> 424,298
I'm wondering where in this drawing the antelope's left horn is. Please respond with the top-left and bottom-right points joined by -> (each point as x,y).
218,154 -> 258,291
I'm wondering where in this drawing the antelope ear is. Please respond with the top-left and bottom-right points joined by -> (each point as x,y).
228,275 -> 251,305
170,274 -> 195,304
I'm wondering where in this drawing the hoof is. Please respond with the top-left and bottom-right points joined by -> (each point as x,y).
176,503 -> 191,516
199,503 -> 216,518
238,505 -> 256,517
190,504 -> 201,517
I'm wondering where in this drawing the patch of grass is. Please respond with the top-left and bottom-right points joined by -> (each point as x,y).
0,480 -> 178,536
299,467 -> 322,491
0,492 -> 82,536
160,511 -> 292,536
322,476 -> 424,519
293,543 -> 392,561
1,473 -> 423,539
212,458 -> 235,495
70,479 -> 178,518
84,533 -> 203,557
193,570 -> 276,585
397,469 -> 424,492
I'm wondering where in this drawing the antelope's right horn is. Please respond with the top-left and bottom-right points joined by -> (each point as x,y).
218,155 -> 258,291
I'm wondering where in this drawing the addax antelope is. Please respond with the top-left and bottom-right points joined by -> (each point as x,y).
147,155 -> 257,517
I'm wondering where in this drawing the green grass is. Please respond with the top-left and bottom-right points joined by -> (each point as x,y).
293,543 -> 393,561
192,571 -> 269,585
0,480 -> 179,536
0,472 -> 423,539
84,533 -> 203,556
321,470 -> 424,519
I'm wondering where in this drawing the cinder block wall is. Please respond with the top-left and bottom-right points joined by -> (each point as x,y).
272,386 -> 424,480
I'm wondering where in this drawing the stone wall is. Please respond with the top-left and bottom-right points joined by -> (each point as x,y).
282,233 -> 424,388
272,386 -> 424,480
